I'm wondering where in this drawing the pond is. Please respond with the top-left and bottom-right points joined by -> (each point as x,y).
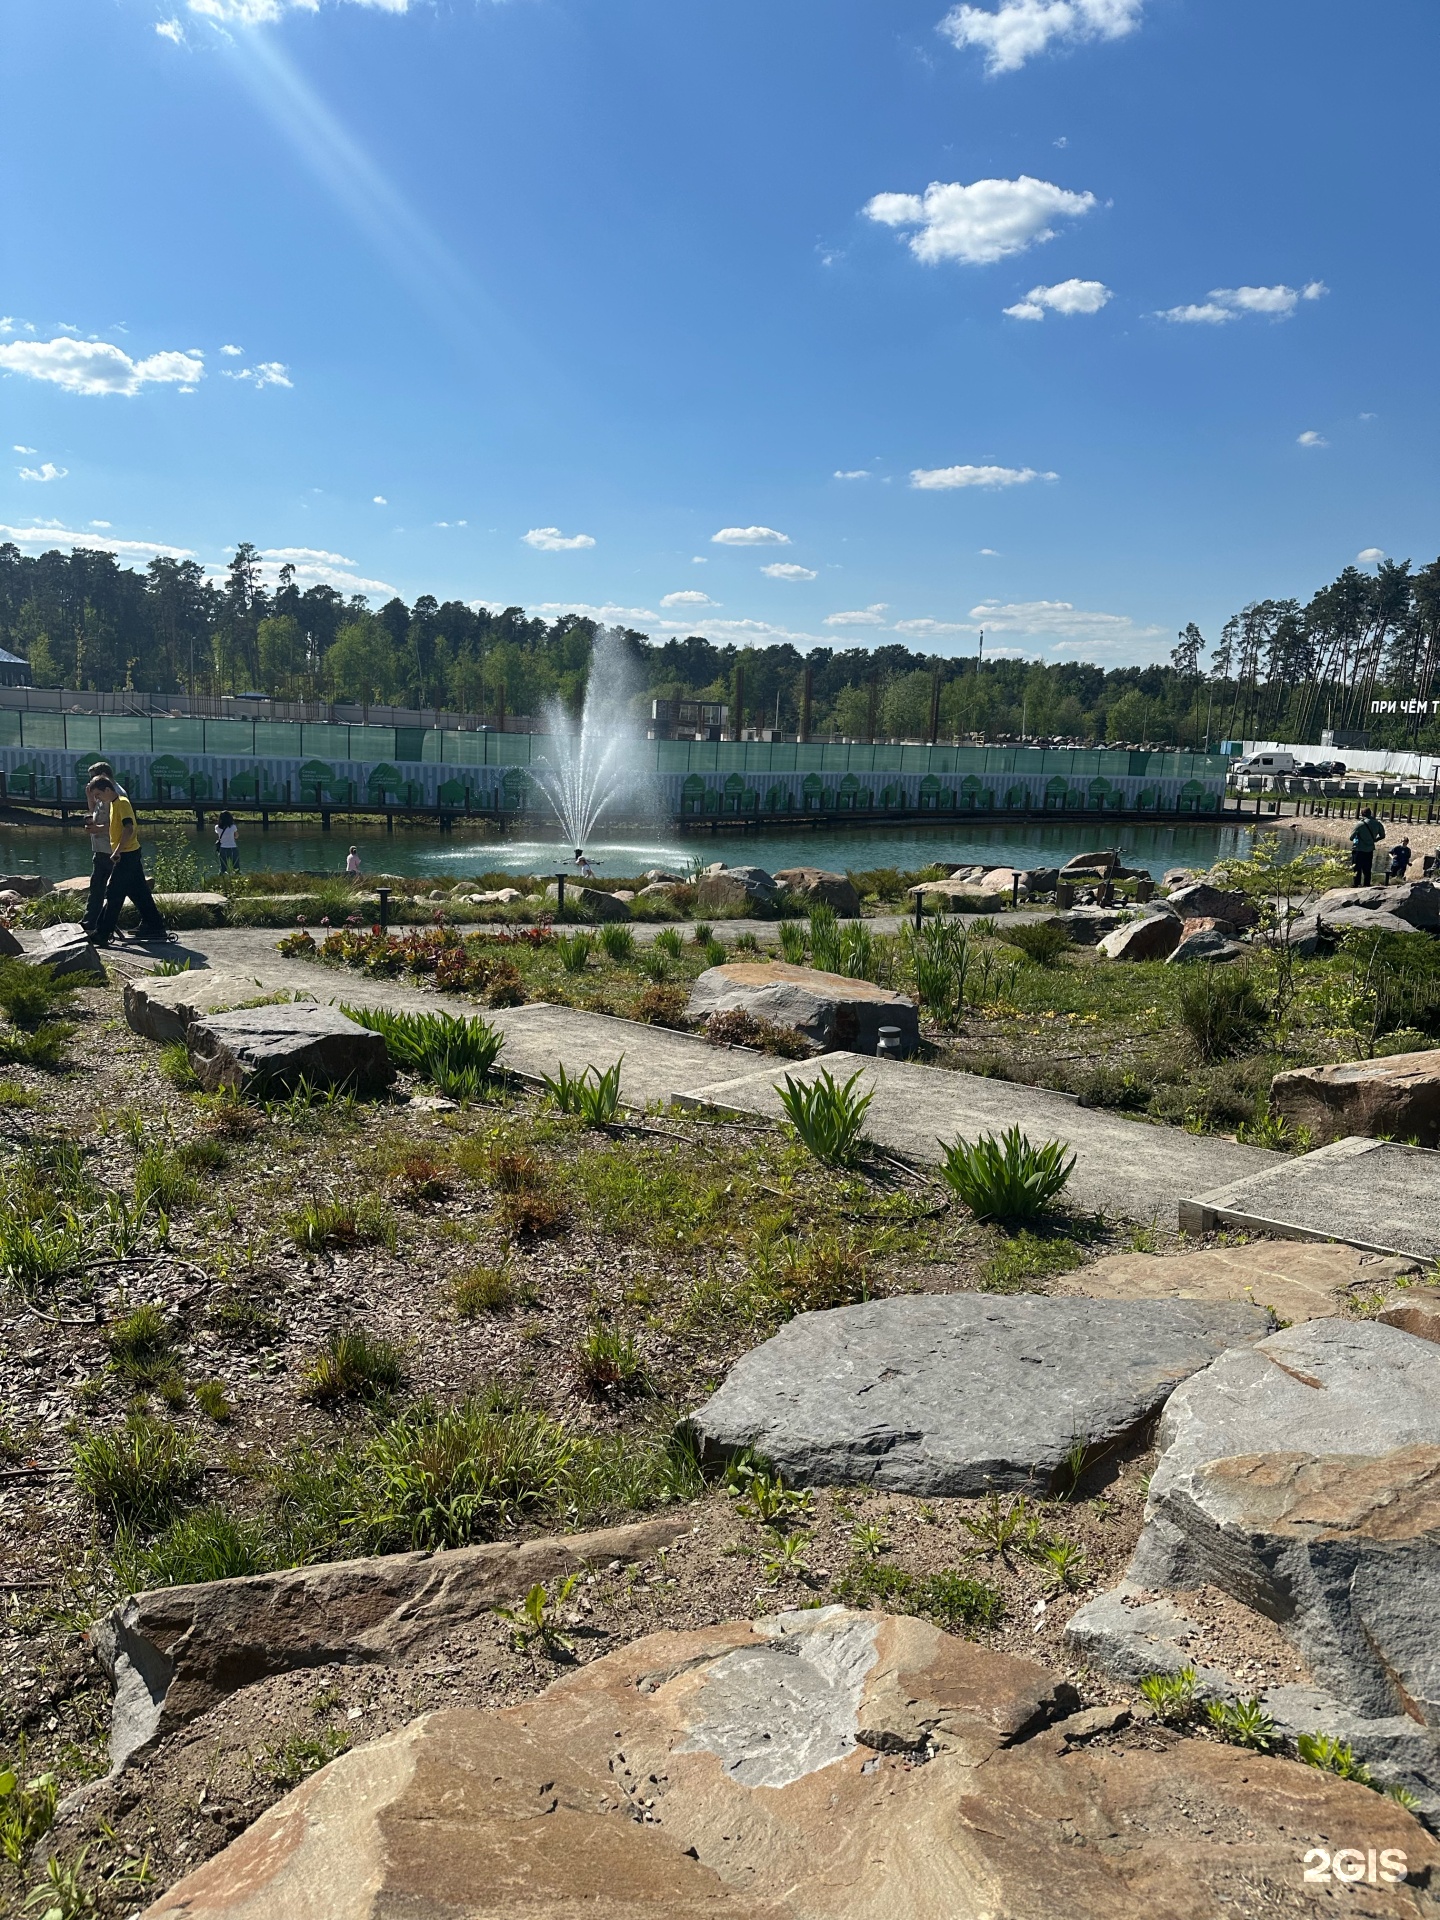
0,816 -> 1263,886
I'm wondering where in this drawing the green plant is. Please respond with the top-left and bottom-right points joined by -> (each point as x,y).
653,927 -> 684,959
598,922 -> 635,962
114,1505 -> 268,1590
555,931 -> 593,973
702,937 -> 727,967
751,1231 -> 870,1315
262,1729 -> 351,1790
157,1042 -> 201,1090
192,1378 -> 231,1421
0,1079 -> 37,1107
72,1414 -> 202,1531
1139,1666 -> 1199,1724
454,1262 -> 515,1315
939,1126 -> 1075,1224
978,1230 -> 1085,1293
150,957 -> 193,977
342,1003 -> 504,1097
300,1328 -> 406,1404
0,958 -> 74,1029
1176,965 -> 1268,1062
23,1845 -> 98,1919
104,1302 -> 183,1396
575,1323 -> 649,1396
996,922 -> 1070,966
917,1569 -> 1005,1632
133,1146 -> 200,1214
1235,1110 -> 1312,1152
775,1067 -> 874,1165
496,1574 -> 578,1654
1296,1731 -> 1372,1783
541,1058 -> 623,1126
734,930 -> 760,952
637,947 -> 671,982
287,1195 -> 397,1253
1038,1540 -> 1088,1589
850,1521 -> 889,1558
808,903 -> 841,973
0,1020 -> 76,1071
726,1459 -> 811,1528
962,1492 -> 1037,1557
1205,1697 -> 1277,1751
763,1529 -> 810,1584
778,921 -> 807,964
691,922 -> 714,944
0,1767 -> 57,1867
703,1008 -> 810,1057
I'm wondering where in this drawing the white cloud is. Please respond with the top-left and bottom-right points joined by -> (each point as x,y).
661,590 -> 716,608
1297,430 -> 1328,448
894,617 -> 980,637
711,525 -> 790,546
911,463 -> 1056,489
13,445 -> 35,453
865,176 -> 1095,266
523,527 -> 596,551
691,556 -> 708,564
372,495 -> 387,505
156,17 -> 185,41
833,469 -> 869,480
1357,548 -> 1386,564
0,522 -> 195,561
434,519 -> 467,528
533,602 -> 661,627
18,463 -> 67,483
249,546 -> 394,594
969,597 -> 1164,652
939,0 -> 1145,74
762,563 -> 818,581
187,0 -> 415,19
1004,276 -> 1110,320
90,520 -> 111,528
220,343 -> 244,356
0,337 -> 204,396
223,360 -> 292,389
825,604 -> 890,627
1158,283 -> 1326,325
979,547 -> 1000,555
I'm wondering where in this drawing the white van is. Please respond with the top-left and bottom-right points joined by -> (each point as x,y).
1232,750 -> 1298,777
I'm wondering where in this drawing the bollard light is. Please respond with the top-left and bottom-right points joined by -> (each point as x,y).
554,872 -> 567,915
377,885 -> 391,929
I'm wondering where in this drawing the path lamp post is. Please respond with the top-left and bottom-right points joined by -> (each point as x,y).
377,886 -> 391,929
554,872 -> 567,916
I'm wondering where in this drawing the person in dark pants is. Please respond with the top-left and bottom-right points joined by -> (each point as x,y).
88,779 -> 171,946
1350,808 -> 1385,886
80,761 -> 119,934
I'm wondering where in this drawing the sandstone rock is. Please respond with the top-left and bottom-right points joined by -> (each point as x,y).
1097,914 -> 1182,962
1129,1318 -> 1440,1724
1163,866 -> 1200,888
695,865 -> 779,913
908,877 -> 989,907
28,923 -> 106,980
1260,1684 -> 1440,1823
94,1517 -> 684,1772
1167,926 -> 1243,964
772,867 -> 862,915
1271,1048 -> 1440,1148
1062,848 -> 1120,874
124,971 -> 299,1045
186,1003 -> 393,1097
642,868 -> 685,883
1062,1240 -> 1417,1326
686,961 -> 919,1055
466,887 -> 523,904
1316,881 -> 1440,930
1020,866 -> 1058,893
1377,1284 -> 1440,1345
686,1294 -> 1271,1495
151,891 -> 229,925
635,881 -> 680,899
140,1607 -> 1434,1920
1165,882 -> 1259,928
544,882 -> 631,921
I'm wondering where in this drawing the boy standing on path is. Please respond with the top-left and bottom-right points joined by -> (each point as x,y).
1350,808 -> 1386,886
80,761 -> 119,935
88,778 -> 172,947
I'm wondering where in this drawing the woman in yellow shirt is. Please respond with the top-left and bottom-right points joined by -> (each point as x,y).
88,779 -> 173,946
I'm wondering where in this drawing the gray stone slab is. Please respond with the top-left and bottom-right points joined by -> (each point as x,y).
675,1050 -> 1280,1228
187,1003 -> 393,1097
1260,1686 -> 1440,1825
483,1003 -> 756,1109
685,1293 -> 1273,1495
1181,1136 -> 1440,1262
1062,1584 -> 1232,1692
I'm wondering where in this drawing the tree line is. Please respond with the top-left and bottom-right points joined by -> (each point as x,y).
3,539 -> 1439,751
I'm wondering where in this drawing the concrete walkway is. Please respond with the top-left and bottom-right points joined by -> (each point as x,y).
32,924 -> 1287,1232
1181,1136 -> 1440,1263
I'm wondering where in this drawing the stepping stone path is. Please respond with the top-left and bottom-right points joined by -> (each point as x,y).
137,1607 -> 1436,1920
124,971 -> 305,1044
186,1003 -> 392,1097
1060,1240 -> 1418,1326
685,1294 -> 1271,1494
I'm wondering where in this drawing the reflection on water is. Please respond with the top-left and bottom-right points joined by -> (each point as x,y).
0,816 -> 1262,885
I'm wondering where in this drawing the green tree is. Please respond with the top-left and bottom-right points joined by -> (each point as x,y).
326,616 -> 400,703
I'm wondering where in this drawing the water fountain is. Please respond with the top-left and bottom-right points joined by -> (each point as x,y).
530,626 -> 646,867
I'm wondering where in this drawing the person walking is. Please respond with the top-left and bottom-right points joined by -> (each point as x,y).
80,761 -> 120,935
88,778 -> 172,946
1350,808 -> 1386,886
214,811 -> 240,873
345,845 -> 362,878
1386,836 -> 1413,884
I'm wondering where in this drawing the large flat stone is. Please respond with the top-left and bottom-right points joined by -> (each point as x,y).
139,1608 -> 1436,1920
772,867 -> 862,915
1129,1318 -> 1440,1725
124,970 -> 300,1044
687,961 -> 920,1055
92,1516 -> 684,1773
186,1002 -> 393,1096
1097,914 -> 1181,962
28,923 -> 107,980
684,1294 -> 1272,1495
1062,1240 -> 1419,1325
1271,1050 -> 1440,1148
1316,882 -> 1440,930
1181,1136 -> 1440,1262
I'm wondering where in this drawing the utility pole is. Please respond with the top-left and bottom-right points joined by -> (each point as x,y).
866,673 -> 879,744
799,665 -> 813,744
927,666 -> 941,746
733,662 -> 746,742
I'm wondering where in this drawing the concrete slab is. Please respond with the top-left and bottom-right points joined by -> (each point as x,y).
482,1003 -> 759,1109
674,1050 -> 1280,1228
1059,1240 -> 1419,1323
1180,1136 -> 1440,1263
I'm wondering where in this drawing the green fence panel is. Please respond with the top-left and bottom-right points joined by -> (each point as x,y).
202,720 -> 257,754
251,723 -> 299,756
98,717 -> 154,753
150,719 -> 205,753
22,714 -> 67,750
0,712 -> 22,747
394,726 -> 426,762
63,715 -> 101,752
300,724 -> 350,758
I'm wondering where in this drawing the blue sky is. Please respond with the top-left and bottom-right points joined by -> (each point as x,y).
3,0 -> 1437,664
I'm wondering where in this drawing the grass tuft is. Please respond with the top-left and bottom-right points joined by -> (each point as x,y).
300,1328 -> 407,1405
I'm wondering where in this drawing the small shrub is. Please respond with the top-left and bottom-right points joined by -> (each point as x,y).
105,1303 -> 181,1394
343,1004 -> 504,1095
301,1328 -> 407,1405
486,959 -> 526,1007
734,930 -> 760,952
599,923 -> 635,962
158,1042 -> 201,1090
575,1323 -> 650,1397
1296,1731 -> 1372,1784
753,1232 -> 870,1315
778,922 -> 807,964
387,1150 -> 454,1204
1205,1696 -> 1277,1751
1176,965 -> 1268,1062
652,927 -> 684,959
488,1154 -> 570,1237
917,1569 -> 1005,1632
939,1126 -> 1075,1224
702,937 -> 727,967
704,1009 -> 810,1057
496,1574 -> 579,1654
116,1505 -> 267,1589
177,1135 -> 229,1172
637,948 -> 671,982
192,1378 -> 232,1422
541,1058 -> 622,1126
555,932 -> 592,974
1139,1666 -> 1199,1724
776,1066 -> 873,1165
288,1195 -> 397,1253
0,957 -> 74,1028
635,983 -> 688,1027
691,922 -> 714,945
1072,1064 -> 1152,1110
0,1079 -> 37,1108
996,922 -> 1070,965
263,1729 -> 350,1790
454,1263 -> 514,1315
73,1414 -> 202,1531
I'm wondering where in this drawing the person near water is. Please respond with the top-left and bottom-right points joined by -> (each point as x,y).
214,811 -> 240,873
80,761 -> 120,934
575,849 -> 596,880
1350,808 -> 1386,886
1386,836 -> 1412,883
88,778 -> 172,946
346,845 -> 362,877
